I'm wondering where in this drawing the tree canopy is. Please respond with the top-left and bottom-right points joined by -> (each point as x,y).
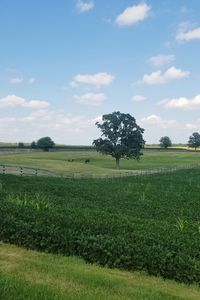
18,142 -> 25,148
30,141 -> 37,149
93,111 -> 145,168
159,136 -> 172,149
188,132 -> 200,150
37,137 -> 55,151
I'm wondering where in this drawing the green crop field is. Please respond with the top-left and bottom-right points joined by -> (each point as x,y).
0,150 -> 200,175
1,150 -> 200,299
1,243 -> 200,300
1,169 -> 200,284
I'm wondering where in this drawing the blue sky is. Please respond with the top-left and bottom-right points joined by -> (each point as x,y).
0,0 -> 200,144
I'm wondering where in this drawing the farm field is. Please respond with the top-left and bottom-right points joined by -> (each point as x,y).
1,243 -> 200,300
0,150 -> 200,175
1,169 -> 200,284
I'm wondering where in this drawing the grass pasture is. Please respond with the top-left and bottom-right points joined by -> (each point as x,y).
1,243 -> 200,300
0,150 -> 200,175
1,169 -> 200,284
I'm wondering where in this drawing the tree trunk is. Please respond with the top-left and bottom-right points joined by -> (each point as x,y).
116,158 -> 120,169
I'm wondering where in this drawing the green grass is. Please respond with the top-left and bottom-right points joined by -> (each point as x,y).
0,243 -> 200,300
1,170 -> 200,284
0,150 -> 200,175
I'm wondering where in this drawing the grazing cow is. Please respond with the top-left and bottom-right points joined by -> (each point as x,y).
85,159 -> 90,164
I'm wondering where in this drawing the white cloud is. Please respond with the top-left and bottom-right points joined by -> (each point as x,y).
10,77 -> 23,84
0,95 -> 49,109
25,100 -> 49,109
148,54 -> 175,67
71,72 -> 114,87
74,93 -> 107,106
131,95 -> 147,102
116,3 -> 151,27
22,109 -> 53,121
0,108 -> 101,144
28,77 -> 36,84
76,0 -> 94,13
161,94 -> 200,110
176,27 -> 200,41
141,66 -> 189,85
140,114 -> 176,128
185,123 -> 200,130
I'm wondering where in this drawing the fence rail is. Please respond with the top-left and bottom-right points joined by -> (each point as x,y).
64,163 -> 200,179
1,163 -> 200,179
0,165 -> 55,177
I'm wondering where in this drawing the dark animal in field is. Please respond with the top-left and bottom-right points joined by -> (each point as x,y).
85,159 -> 90,164
67,159 -> 74,162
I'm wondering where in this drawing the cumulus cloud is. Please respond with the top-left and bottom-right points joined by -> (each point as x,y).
141,66 -> 189,85
176,27 -> 200,41
71,72 -> 114,87
0,95 -> 49,109
74,93 -> 107,106
140,114 -> 176,128
76,0 -> 94,13
10,77 -> 24,84
161,94 -> 200,110
131,95 -> 147,102
116,3 -> 151,27
148,54 -> 175,67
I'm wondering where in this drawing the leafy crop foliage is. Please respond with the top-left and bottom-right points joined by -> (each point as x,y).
1,171 -> 200,284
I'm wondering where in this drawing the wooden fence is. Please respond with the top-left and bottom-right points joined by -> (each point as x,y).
1,163 -> 200,179
0,165 -> 55,177
64,163 -> 200,179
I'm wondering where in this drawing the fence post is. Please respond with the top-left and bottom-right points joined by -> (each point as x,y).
35,169 -> 38,176
3,165 -> 5,175
20,167 -> 23,176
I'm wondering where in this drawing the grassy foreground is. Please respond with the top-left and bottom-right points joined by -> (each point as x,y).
0,243 -> 200,300
0,150 -> 200,175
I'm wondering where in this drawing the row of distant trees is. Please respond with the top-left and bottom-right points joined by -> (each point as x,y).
17,133 -> 200,153
18,137 -> 55,151
15,112 -> 200,168
159,132 -> 200,150
27,132 -> 200,152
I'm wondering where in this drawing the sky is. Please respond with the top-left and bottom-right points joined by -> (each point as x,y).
0,0 -> 200,145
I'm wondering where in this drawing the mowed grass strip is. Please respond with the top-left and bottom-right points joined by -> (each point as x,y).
0,150 -> 200,175
0,243 -> 200,300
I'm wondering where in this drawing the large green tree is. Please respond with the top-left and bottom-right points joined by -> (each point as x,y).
93,111 -> 145,168
188,132 -> 200,150
37,137 -> 55,151
159,136 -> 172,149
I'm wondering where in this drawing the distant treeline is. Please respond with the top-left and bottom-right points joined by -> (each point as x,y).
0,145 -> 199,152
144,147 -> 200,152
0,145 -> 95,151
